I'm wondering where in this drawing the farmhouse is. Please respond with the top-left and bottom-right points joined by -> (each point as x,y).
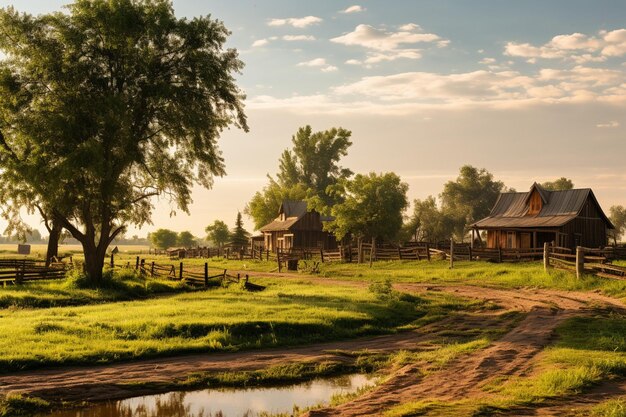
471,183 -> 614,250
259,200 -> 338,252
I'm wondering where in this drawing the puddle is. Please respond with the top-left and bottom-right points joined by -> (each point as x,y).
42,373 -> 376,417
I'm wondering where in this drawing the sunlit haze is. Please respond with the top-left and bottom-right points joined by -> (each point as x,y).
1,0 -> 625,239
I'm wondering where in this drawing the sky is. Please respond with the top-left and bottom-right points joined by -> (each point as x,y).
1,0 -> 625,239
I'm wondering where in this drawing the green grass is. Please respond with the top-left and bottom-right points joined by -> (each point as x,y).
589,397 -> 626,417
0,278 -> 484,372
0,269 -> 192,308
0,393 -> 51,417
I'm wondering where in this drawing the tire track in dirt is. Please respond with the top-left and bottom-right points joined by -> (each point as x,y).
304,287 -> 624,417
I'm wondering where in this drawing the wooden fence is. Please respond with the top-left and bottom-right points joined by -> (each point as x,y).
0,259 -> 68,285
545,244 -> 626,280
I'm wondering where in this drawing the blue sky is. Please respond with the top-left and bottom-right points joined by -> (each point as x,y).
1,1 -> 625,238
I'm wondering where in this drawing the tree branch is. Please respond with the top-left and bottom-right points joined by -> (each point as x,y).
132,192 -> 159,205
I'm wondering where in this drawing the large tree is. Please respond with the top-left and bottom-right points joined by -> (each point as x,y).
177,231 -> 196,248
0,1 -> 247,281
149,229 -> 178,250
440,166 -> 506,240
245,126 -> 352,229
541,177 -> 574,191
608,205 -> 626,245
205,220 -> 230,248
328,172 -> 408,242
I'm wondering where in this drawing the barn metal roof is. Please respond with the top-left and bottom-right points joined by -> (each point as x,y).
471,185 -> 614,229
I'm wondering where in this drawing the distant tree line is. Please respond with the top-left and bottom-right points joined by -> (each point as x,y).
149,212 -> 250,250
243,125 -> 626,244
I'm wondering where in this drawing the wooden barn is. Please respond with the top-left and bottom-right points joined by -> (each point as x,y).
259,200 -> 337,252
471,183 -> 614,250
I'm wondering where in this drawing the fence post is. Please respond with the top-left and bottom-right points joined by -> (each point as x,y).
576,246 -> 584,279
357,237 -> 363,264
135,256 -> 140,270
277,250 -> 282,273
468,246 -> 473,261
179,262 -> 183,280
449,238 -> 454,269
204,262 -> 208,287
543,242 -> 550,271
498,247 -> 503,263
320,247 -> 325,263
139,259 -> 145,276
110,253 -> 114,268
151,261 -> 155,277
398,246 -> 402,260
426,243 -> 431,262
369,237 -> 375,268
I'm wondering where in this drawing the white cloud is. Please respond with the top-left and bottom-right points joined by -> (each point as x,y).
398,23 -> 421,31
480,57 -> 496,65
321,65 -> 339,73
252,39 -> 269,47
345,59 -> 362,65
331,24 -> 445,65
332,24 -> 441,50
596,121 -> 620,128
505,28 -> 626,63
248,65 -> 626,115
364,50 -> 422,63
268,16 -> 322,28
340,5 -> 365,14
297,58 -> 328,67
282,35 -> 315,41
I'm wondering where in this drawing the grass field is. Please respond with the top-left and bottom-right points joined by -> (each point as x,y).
0,275 -> 486,372
1,255 -> 626,416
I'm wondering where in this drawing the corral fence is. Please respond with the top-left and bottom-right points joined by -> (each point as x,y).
545,244 -> 626,280
0,258 -> 69,285
130,257 -> 264,291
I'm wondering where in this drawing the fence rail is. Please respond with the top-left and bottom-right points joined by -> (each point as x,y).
545,244 -> 626,280
0,259 -> 68,284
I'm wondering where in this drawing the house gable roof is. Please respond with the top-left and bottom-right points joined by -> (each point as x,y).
471,185 -> 614,229
259,200 -> 334,232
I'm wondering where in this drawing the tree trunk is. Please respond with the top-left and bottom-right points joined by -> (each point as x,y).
82,243 -> 105,282
45,222 -> 62,266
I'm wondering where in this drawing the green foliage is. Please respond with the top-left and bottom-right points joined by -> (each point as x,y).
609,205 -> 626,244
440,165 -> 506,240
177,231 -> 196,248
328,172 -> 409,241
541,177 -> 574,191
205,220 -> 230,247
404,196 -> 455,243
230,212 -> 250,249
277,126 -> 353,204
245,126 -> 352,229
0,0 -> 247,282
150,229 -> 178,249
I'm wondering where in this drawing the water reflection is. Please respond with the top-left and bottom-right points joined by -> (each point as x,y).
44,374 -> 375,417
